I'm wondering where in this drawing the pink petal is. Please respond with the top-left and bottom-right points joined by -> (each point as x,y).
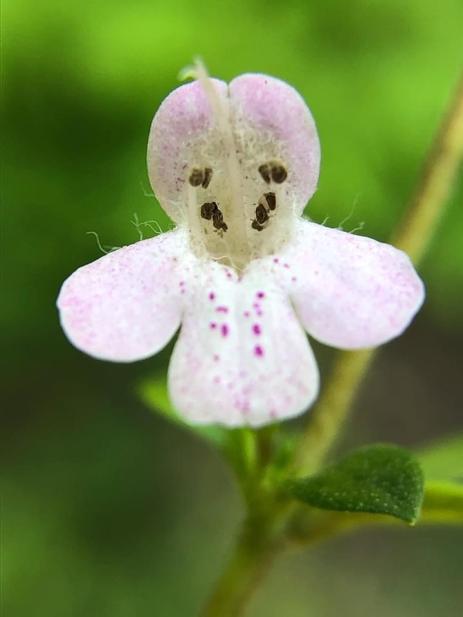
147,78 -> 228,223
57,230 -> 187,362
147,74 -> 320,222
168,260 -> 319,427
275,220 -> 425,349
229,74 -> 320,214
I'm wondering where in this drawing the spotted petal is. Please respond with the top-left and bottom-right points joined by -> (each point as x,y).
168,259 -> 319,427
57,230 -> 186,362
276,220 -> 425,349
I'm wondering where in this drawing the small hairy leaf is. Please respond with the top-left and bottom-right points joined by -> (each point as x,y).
288,444 -> 424,524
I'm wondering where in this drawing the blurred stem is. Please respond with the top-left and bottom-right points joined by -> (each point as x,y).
199,517 -> 280,617
226,428 -> 279,507
200,73 -> 463,617
291,71 -> 463,476
290,349 -> 375,475
392,73 -> 463,261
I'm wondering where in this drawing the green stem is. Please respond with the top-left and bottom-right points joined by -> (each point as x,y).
199,519 -> 279,617
291,349 -> 375,475
392,73 -> 463,262
199,72 -> 463,617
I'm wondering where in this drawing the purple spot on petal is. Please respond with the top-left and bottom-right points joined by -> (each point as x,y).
254,345 -> 264,357
243,311 -> 250,318
257,291 -> 265,299
213,354 -> 220,362
209,291 -> 216,301
221,324 -> 229,337
209,322 -> 217,329
252,324 -> 261,335
216,306 -> 229,313
283,263 -> 290,269
273,257 -> 279,264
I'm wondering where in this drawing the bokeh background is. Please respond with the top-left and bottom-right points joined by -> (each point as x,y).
3,0 -> 463,615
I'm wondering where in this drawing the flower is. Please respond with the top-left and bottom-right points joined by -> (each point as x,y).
57,70 -> 424,428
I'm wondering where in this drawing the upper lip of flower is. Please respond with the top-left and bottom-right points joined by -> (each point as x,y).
56,70 -> 425,428
147,71 -> 321,271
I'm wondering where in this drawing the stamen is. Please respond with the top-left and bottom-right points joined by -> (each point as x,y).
255,204 -> 269,225
202,167 -> 213,188
189,168 -> 204,187
264,192 -> 276,210
258,163 -> 271,184
271,163 -> 287,183
212,209 -> 228,232
201,202 -> 218,220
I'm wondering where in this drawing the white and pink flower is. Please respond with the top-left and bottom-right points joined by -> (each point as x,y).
57,69 -> 424,427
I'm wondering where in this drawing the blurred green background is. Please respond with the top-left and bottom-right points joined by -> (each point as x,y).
3,0 -> 463,615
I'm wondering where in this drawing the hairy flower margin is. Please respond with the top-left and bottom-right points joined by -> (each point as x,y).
57,68 -> 424,428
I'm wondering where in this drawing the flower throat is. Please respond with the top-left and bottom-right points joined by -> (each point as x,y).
185,62 -> 295,272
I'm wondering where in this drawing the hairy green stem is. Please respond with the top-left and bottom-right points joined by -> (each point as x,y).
199,72 -> 463,617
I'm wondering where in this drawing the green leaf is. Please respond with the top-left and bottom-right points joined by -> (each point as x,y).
417,434 -> 463,483
138,376 -> 226,447
288,444 -> 424,524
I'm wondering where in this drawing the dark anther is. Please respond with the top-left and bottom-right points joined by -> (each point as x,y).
270,163 -> 287,183
255,203 -> 269,225
201,202 -> 218,220
212,209 -> 228,232
264,192 -> 276,210
189,168 -> 204,187
252,220 -> 264,232
202,167 -> 213,188
258,163 -> 271,184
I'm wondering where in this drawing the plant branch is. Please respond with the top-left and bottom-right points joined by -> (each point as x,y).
199,518 -> 280,617
290,349 -> 375,475
392,73 -> 463,261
